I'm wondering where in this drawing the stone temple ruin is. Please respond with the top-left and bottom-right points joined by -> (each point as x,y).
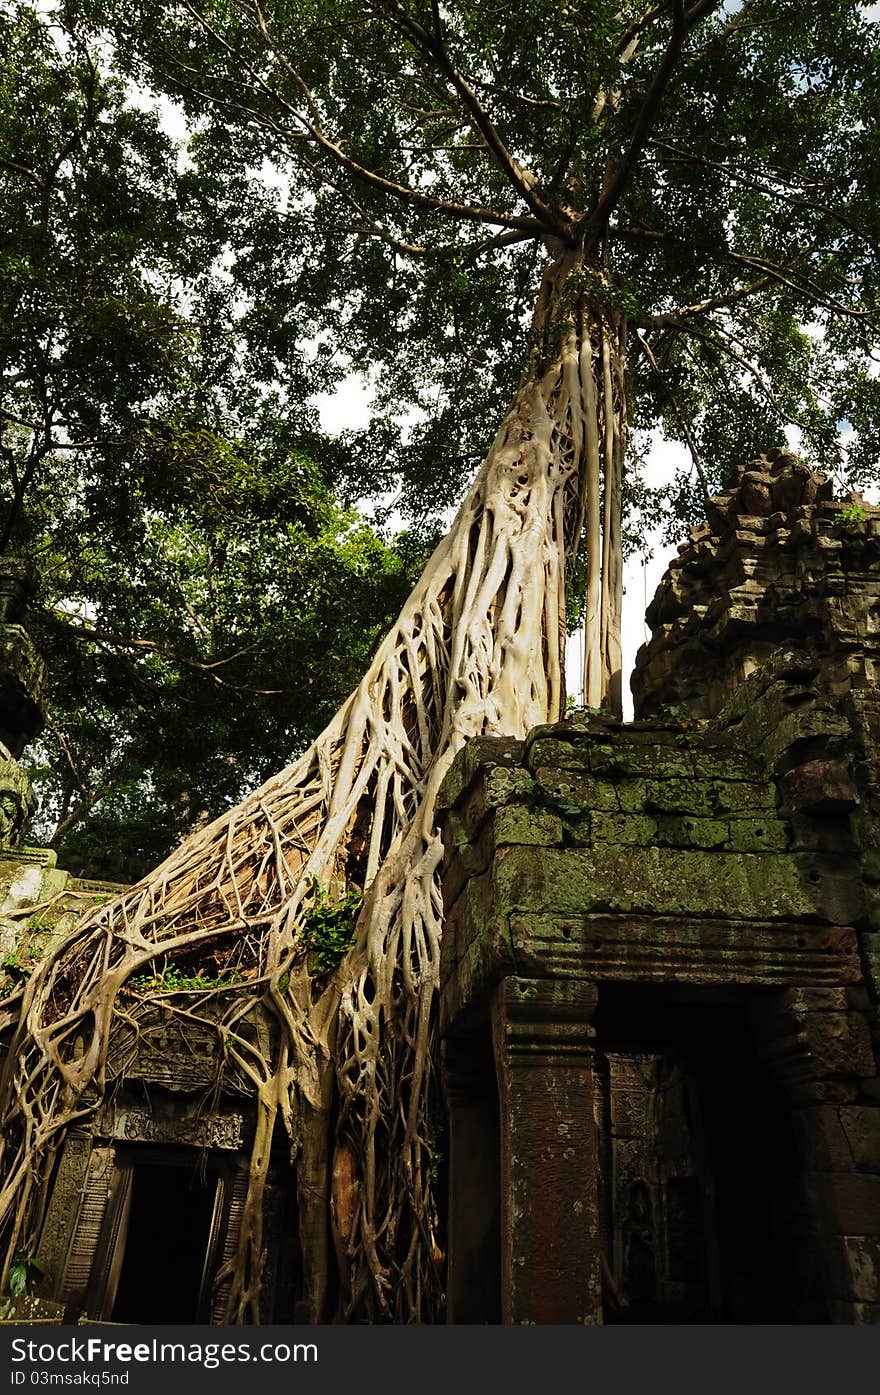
1,452 -> 879,1323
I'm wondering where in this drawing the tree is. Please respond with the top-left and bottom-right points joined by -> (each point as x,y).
1,1 -> 878,1322
0,1 -> 418,880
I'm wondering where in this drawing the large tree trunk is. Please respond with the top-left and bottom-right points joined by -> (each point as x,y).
0,250 -> 629,1322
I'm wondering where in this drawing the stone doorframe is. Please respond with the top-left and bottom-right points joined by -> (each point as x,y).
35,1105 -> 250,1322
443,970 -> 880,1325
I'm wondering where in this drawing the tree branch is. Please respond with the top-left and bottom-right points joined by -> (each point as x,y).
585,0 -> 724,233
616,225 -> 878,330
0,154 -> 42,186
373,0 -> 572,238
639,274 -> 775,326
178,0 -> 545,236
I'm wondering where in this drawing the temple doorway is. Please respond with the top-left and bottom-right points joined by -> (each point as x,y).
110,1155 -> 221,1323
595,987 -> 821,1323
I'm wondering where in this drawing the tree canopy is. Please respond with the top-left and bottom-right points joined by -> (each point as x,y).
70,0 -> 880,515
1,0 -> 423,879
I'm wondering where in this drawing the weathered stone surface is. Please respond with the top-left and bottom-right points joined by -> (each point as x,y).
492,804 -> 563,848
654,814 -> 730,849
815,1174 -> 880,1235
588,812 -> 658,845
437,737 -> 525,812
779,759 -> 860,814
633,455 -> 880,721
830,1236 -> 880,1302
793,1106 -> 880,1173
530,766 -> 617,811
509,913 -> 860,988
726,817 -> 789,851
644,778 -> 717,816
491,978 -> 602,1324
492,844 -> 815,920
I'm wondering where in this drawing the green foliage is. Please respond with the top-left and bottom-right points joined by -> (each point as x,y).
835,504 -> 866,526
300,881 -> 363,976
0,2 -> 429,880
128,963 -> 244,993
0,951 -> 32,981
4,0 -> 879,876
4,1253 -> 44,1297
65,0 -> 880,530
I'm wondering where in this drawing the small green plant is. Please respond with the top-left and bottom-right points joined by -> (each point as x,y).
0,951 -> 31,980
424,1118 -> 445,1187
128,964 -> 244,993
5,1253 -> 44,1297
835,504 -> 866,526
300,881 -> 363,976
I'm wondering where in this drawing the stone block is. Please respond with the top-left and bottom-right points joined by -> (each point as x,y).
654,815 -> 730,849
437,738 -> 525,812
589,812 -> 658,845
793,1106 -> 880,1173
726,817 -> 789,851
712,780 -> 778,812
589,743 -> 695,779
682,745 -> 761,780
802,866 -> 867,926
760,709 -> 851,772
530,767 -> 618,812
767,1007 -> 875,1080
616,779 -> 648,812
491,845 -> 815,921
524,737 -> 589,773
779,759 -> 860,814
818,1173 -> 880,1234
440,832 -> 493,910
493,805 -> 563,848
644,778 -> 717,816
459,763 -> 536,839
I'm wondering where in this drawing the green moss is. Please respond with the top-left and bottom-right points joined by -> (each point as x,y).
493,804 -> 563,846
590,812 -> 658,845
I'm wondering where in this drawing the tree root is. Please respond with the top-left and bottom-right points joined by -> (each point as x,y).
0,251 -> 628,1322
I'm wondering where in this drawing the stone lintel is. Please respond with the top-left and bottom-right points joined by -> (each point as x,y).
507,913 -> 862,990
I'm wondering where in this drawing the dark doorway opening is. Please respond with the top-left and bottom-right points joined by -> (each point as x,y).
594,987 -> 821,1324
111,1158 -> 220,1323
444,1017 -> 501,1323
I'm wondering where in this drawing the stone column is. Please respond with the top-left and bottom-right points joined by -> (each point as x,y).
491,976 -> 601,1324
751,986 -> 880,1323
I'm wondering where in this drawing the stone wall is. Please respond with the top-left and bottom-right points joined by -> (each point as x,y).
438,458 -> 880,1324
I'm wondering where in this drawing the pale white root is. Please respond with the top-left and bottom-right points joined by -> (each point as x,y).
0,252 -> 628,1322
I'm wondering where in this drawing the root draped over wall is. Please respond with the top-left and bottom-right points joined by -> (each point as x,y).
0,251 -> 629,1322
